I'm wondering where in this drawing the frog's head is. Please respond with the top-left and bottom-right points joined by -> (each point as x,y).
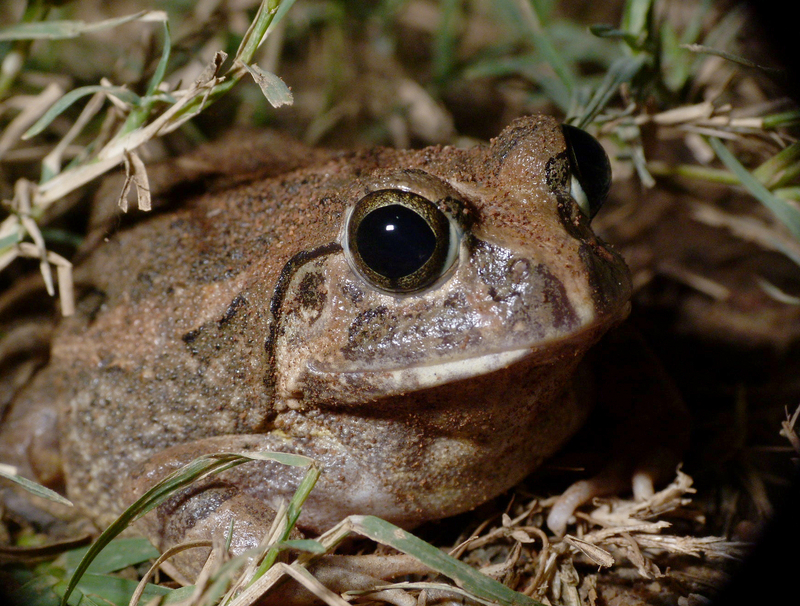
270,115 -> 631,408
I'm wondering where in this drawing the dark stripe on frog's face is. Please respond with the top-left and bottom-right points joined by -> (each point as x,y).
578,242 -> 632,318
263,241 -> 343,396
545,151 -> 598,243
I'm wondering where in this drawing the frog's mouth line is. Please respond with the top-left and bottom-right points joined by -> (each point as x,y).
304,347 -> 531,395
372,347 -> 533,389
305,308 -> 627,396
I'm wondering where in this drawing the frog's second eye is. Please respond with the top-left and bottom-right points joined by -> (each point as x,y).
562,124 -> 612,219
345,190 -> 460,294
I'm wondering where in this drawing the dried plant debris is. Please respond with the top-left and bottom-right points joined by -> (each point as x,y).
0,1 -> 296,315
8,463 -> 740,606
447,470 -> 746,604
780,404 -> 800,457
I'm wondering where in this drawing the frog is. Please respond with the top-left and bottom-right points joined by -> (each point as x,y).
0,115 -> 687,580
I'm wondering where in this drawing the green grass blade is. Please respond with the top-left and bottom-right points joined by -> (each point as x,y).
521,2 -> 575,94
265,0 -> 299,39
235,0 -> 298,65
573,54 -> 646,127
0,464 -> 73,506
347,515 -> 542,606
775,186 -> 800,202
432,0 -> 461,83
249,464 -> 321,584
59,451 -> 314,606
752,142 -> 800,188
681,43 -> 782,73
0,11 -> 162,41
763,110 -> 800,129
277,539 -> 327,553
157,0 -> 297,132
122,19 -> 171,135
23,86 -> 141,139
708,137 -> 800,243
145,21 -> 171,98
589,24 -> 640,46
621,0 -> 653,47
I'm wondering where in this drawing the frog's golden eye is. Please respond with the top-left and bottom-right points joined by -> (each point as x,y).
562,124 -> 612,219
345,189 -> 461,294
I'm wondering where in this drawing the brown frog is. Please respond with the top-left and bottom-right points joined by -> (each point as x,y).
0,116 -> 684,577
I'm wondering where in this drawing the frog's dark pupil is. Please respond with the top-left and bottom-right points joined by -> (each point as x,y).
356,204 -> 436,279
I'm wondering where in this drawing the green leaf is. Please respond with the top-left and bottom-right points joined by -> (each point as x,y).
23,86 -> 141,139
708,137 -> 800,243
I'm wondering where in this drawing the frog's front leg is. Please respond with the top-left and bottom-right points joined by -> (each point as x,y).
123,435 -> 294,579
123,432 -> 411,580
547,325 -> 691,535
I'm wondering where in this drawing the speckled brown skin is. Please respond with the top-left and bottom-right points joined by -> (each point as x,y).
0,116 -> 635,577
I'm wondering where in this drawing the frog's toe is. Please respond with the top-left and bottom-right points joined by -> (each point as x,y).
136,479 -> 298,582
546,479 -> 592,536
632,469 -> 655,501
546,447 -> 681,536
631,445 -> 681,501
546,464 -> 629,536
